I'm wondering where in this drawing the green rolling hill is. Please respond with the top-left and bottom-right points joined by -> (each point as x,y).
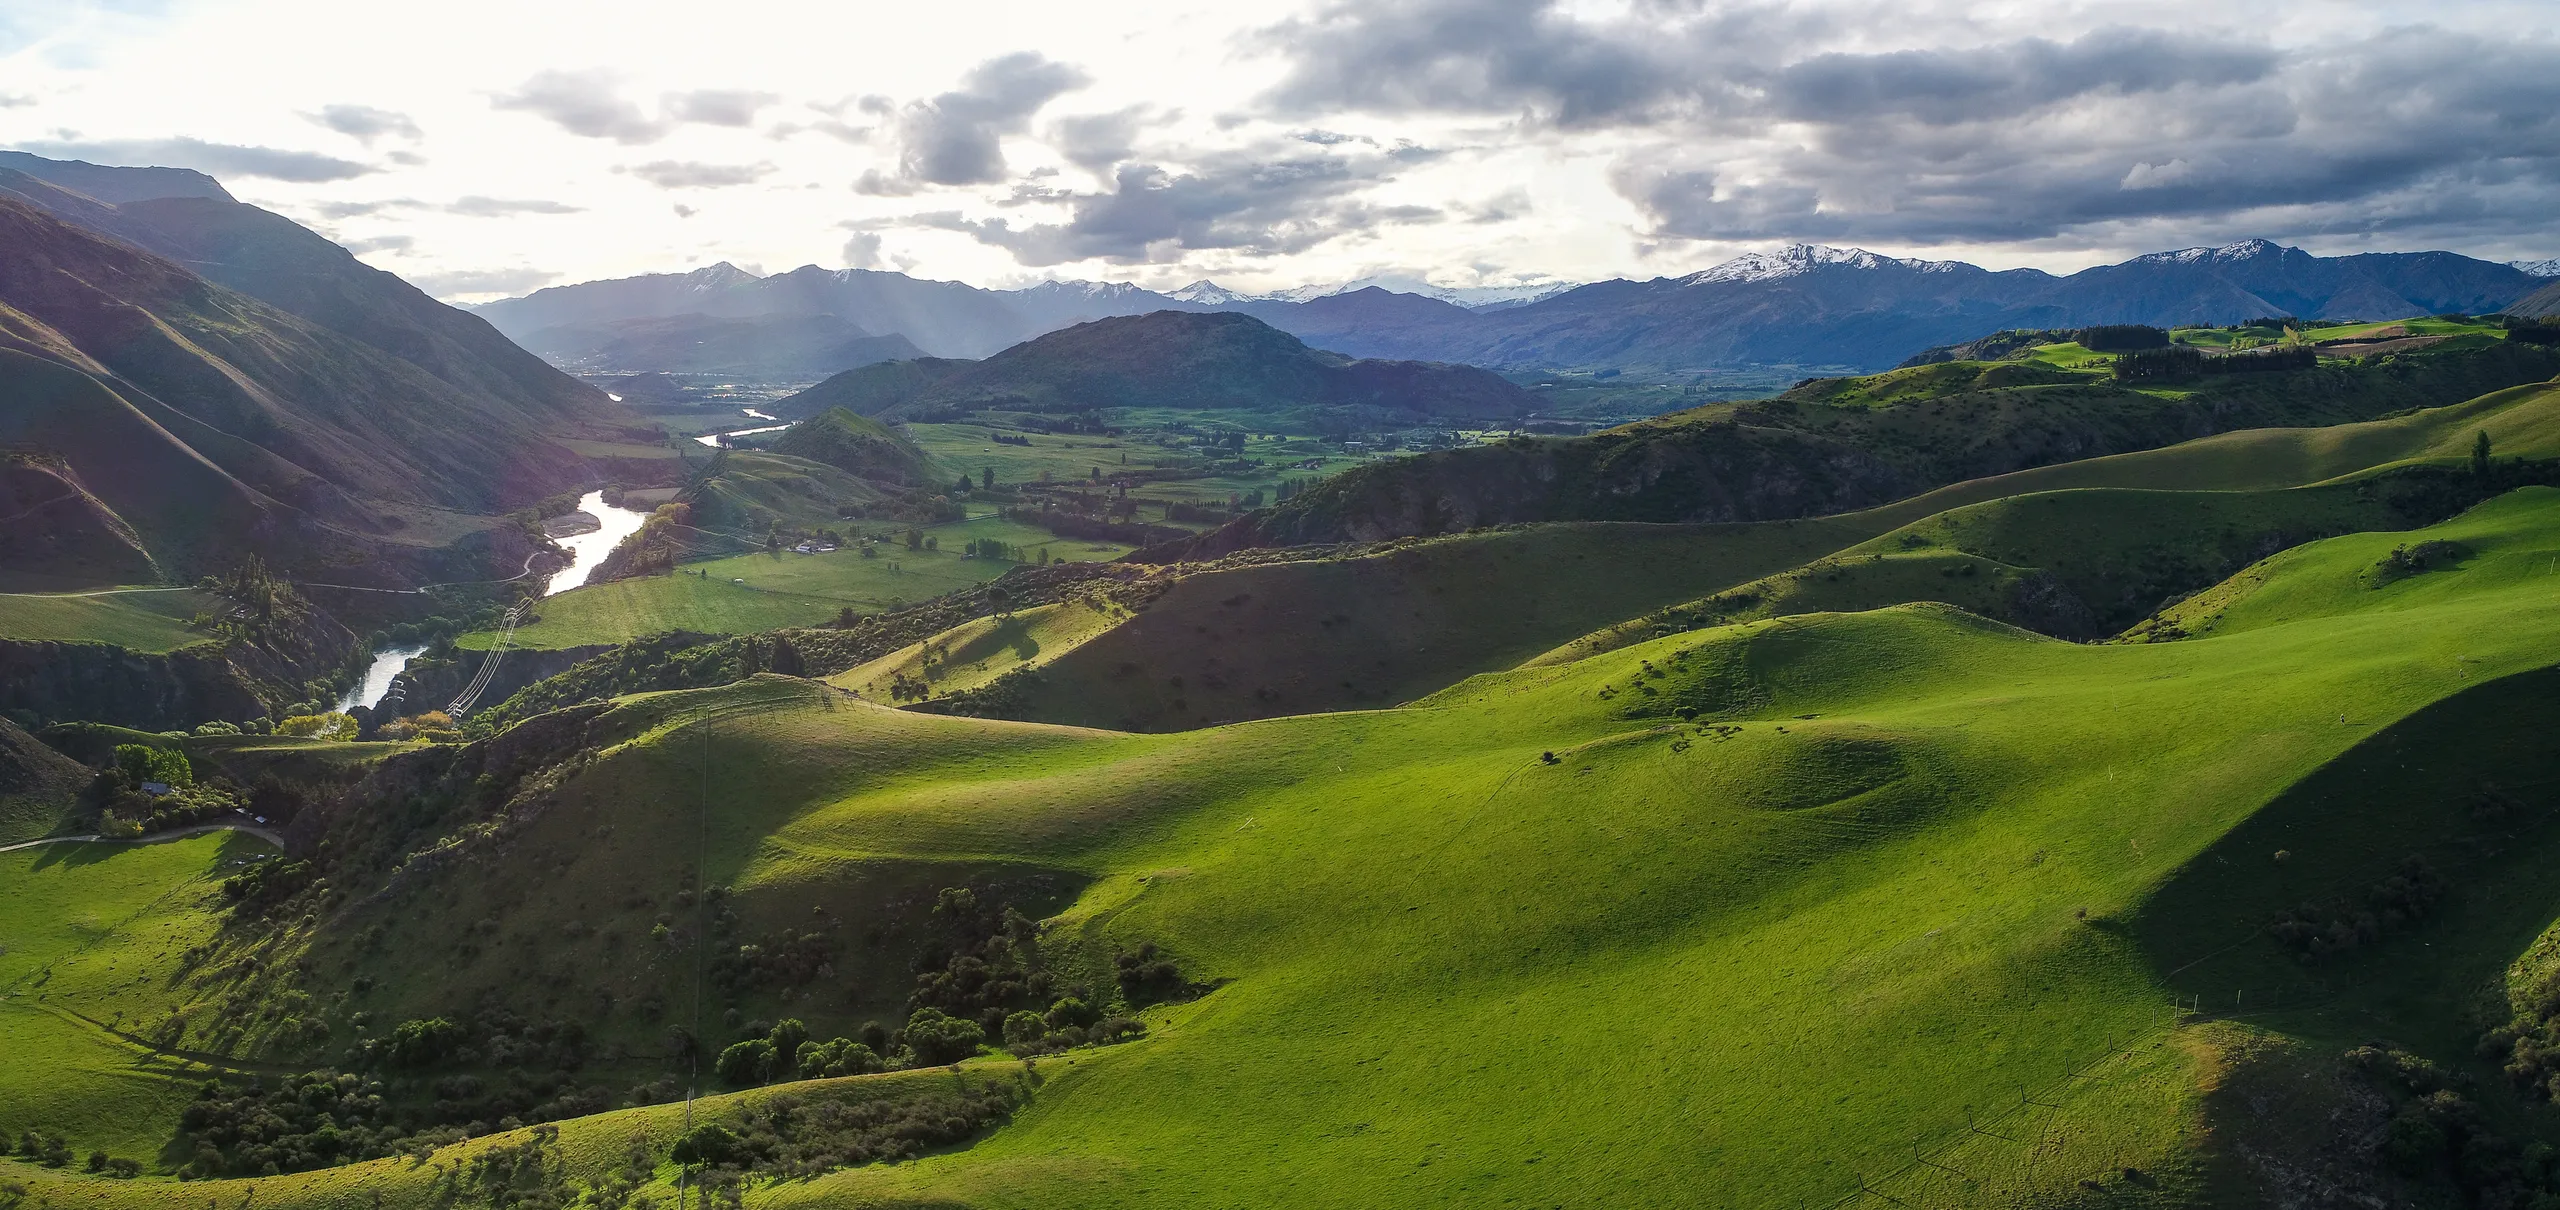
13,487 -> 2560,1206
14,297 -> 2560,1210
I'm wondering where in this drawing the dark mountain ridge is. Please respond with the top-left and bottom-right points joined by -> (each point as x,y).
519,312 -> 925,376
0,153 -> 634,587
772,311 -> 1533,424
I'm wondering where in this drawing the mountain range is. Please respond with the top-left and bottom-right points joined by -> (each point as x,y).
481,240 -> 2556,378
0,152 -> 633,589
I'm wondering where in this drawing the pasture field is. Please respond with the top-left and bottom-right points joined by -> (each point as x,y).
0,588 -> 217,652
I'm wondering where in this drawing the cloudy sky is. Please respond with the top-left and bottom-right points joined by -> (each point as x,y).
4,0 -> 2556,301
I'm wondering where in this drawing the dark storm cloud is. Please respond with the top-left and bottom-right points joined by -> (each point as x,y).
1050,107 -> 1150,172
1763,29 -> 2274,125
22,136 -> 373,181
1256,1 -> 2560,249
856,53 -> 1088,194
308,104 -> 420,145
1616,29 -> 2560,246
933,146 -> 1431,265
1261,0 -> 1787,128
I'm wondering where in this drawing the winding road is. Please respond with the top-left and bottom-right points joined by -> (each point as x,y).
0,821 -> 285,856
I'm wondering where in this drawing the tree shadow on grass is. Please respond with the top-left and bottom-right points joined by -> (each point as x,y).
2127,665 -> 2560,1055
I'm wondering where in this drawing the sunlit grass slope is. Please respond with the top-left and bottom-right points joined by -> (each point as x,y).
0,588 -> 217,651
0,832 -> 276,1162
475,529 -> 1125,651
831,598 -> 1130,700
28,488 -> 2558,1208
951,518 -> 1867,729
1851,378 -> 2560,530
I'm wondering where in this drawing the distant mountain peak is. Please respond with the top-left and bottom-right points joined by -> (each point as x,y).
1169,280 -> 1254,305
2515,259 -> 2560,278
1682,243 -> 1968,286
689,261 -> 761,284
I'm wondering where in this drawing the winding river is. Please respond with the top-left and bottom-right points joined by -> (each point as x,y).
542,490 -> 652,597
334,491 -> 651,715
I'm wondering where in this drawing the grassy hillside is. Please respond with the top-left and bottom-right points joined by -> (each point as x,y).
921,518 -> 1868,729
1547,475 -> 2486,659
17,489 -> 2560,1207
478,532 -> 1129,651
768,406 -> 937,488
0,832 -> 278,1162
1176,341 -> 2560,554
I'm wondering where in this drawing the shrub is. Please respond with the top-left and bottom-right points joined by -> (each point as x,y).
1116,942 -> 1188,1007
275,712 -> 359,741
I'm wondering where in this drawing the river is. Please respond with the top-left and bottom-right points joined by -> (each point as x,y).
694,406 -> 790,447
335,643 -> 428,713
543,490 -> 651,596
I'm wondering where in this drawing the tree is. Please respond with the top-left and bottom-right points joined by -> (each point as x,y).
767,1018 -> 809,1060
765,524 -> 783,554
906,528 -> 924,552
714,1038 -> 777,1087
114,744 -> 192,789
769,635 -> 807,677
1002,1011 -> 1047,1048
903,1007 -> 985,1065
982,466 -> 995,490
670,1122 -> 741,1166
2475,430 -> 2494,479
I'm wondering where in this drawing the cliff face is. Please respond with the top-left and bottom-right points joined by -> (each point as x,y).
0,609 -> 357,731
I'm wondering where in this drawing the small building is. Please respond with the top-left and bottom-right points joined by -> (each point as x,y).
140,781 -> 173,797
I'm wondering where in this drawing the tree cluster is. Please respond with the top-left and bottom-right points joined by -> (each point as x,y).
671,1080 -> 1020,1182
2266,856 -> 2445,961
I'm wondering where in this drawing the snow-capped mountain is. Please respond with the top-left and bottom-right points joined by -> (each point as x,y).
1681,244 -> 1971,286
2513,259 -> 2560,278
